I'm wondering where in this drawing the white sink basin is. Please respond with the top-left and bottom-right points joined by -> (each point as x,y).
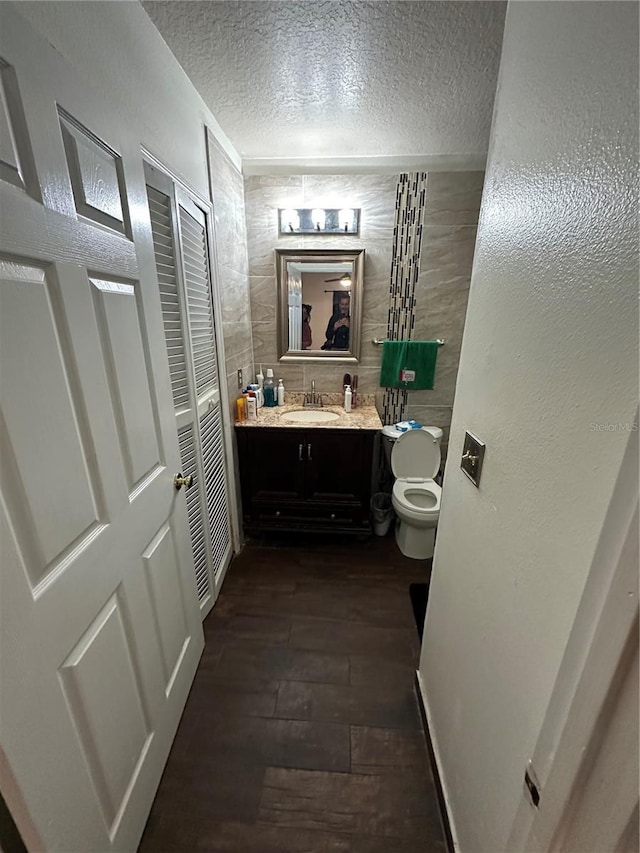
281,409 -> 341,424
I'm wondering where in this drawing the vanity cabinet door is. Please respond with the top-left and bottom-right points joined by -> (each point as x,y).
237,427 -> 305,502
304,431 -> 373,507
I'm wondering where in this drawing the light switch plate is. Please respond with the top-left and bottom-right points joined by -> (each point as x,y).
461,431 -> 485,487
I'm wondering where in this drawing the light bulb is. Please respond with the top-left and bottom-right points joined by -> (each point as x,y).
339,208 -> 354,232
311,208 -> 325,231
281,209 -> 299,232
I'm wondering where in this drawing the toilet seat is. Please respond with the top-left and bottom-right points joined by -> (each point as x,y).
392,478 -> 441,522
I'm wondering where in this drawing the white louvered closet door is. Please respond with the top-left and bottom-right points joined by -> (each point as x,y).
145,165 -> 232,618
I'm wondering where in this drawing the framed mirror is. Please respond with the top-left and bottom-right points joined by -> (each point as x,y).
276,248 -> 365,363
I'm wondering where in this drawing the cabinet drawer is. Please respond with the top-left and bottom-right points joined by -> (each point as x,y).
249,500 -> 370,533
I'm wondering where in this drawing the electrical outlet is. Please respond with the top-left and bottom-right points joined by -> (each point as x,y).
237,368 -> 243,389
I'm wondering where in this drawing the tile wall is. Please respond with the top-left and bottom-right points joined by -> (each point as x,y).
207,133 -> 253,527
404,172 -> 484,460
243,171 -> 483,463
381,173 -> 429,426
244,174 -> 398,399
207,133 -> 254,412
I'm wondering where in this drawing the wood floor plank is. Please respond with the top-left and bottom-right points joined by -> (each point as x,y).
345,586 -> 416,628
204,612 -> 291,646
338,833 -> 447,852
207,587 -> 351,621
349,655 -> 417,690
149,763 -> 265,824
186,677 -> 279,718
289,617 -> 414,661
274,681 -> 422,730
183,714 -> 351,773
215,643 -> 350,685
259,766 -> 443,840
350,725 -> 431,775
141,817 -> 351,852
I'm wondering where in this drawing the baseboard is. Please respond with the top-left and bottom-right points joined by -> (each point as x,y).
414,670 -> 458,853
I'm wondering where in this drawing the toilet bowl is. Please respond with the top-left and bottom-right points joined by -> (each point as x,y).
388,427 -> 442,559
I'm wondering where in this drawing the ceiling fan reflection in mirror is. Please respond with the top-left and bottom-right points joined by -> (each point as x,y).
325,273 -> 352,287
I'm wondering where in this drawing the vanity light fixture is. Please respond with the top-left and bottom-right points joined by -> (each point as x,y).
278,208 -> 360,235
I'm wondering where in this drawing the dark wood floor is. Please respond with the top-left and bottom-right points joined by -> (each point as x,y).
139,534 -> 445,853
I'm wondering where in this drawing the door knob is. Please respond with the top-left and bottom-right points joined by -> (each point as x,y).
173,472 -> 193,490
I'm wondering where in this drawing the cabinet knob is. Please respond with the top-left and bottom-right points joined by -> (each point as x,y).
275,511 -> 281,517
298,443 -> 304,462
330,513 -> 336,520
307,443 -> 312,461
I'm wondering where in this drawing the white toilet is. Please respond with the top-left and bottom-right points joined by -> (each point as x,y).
382,425 -> 442,560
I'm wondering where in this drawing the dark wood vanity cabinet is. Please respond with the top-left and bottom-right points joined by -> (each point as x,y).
236,427 -> 375,534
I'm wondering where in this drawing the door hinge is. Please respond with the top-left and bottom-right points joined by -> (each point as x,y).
525,761 -> 541,808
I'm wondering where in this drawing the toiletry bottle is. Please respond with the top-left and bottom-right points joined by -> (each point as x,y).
236,394 -> 247,422
249,383 -> 263,408
263,369 -> 276,407
344,384 -> 352,412
246,391 -> 257,421
277,379 -> 285,406
256,365 -> 264,392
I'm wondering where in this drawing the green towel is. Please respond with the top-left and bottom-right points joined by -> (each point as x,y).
380,340 -> 439,389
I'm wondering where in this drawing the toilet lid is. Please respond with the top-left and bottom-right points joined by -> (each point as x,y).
391,428 -> 441,480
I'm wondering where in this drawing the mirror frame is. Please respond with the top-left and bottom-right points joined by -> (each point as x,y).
276,248 -> 365,363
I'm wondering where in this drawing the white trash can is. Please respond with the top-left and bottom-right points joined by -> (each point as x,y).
371,492 -> 393,536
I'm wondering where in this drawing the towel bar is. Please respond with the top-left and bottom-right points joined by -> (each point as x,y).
372,338 -> 445,347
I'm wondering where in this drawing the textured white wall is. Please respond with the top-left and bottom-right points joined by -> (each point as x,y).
418,3 -> 639,852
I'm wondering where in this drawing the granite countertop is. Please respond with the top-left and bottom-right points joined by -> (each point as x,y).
235,393 -> 383,431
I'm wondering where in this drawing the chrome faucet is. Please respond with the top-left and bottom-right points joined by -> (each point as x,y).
303,379 -> 323,408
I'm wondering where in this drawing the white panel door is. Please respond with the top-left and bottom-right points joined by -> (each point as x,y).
0,9 -> 204,851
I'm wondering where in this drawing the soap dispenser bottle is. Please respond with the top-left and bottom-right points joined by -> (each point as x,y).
277,378 -> 285,406
344,384 -> 352,412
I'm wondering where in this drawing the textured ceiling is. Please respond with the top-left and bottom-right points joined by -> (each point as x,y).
142,1 -> 506,170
